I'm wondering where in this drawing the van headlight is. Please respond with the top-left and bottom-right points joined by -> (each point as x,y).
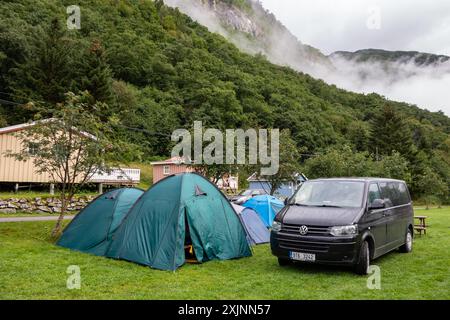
330,225 -> 358,236
272,221 -> 282,232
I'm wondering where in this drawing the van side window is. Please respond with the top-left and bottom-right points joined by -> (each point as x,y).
378,182 -> 394,207
395,182 -> 411,205
379,182 -> 410,207
368,183 -> 381,206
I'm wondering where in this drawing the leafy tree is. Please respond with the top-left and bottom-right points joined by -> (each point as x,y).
416,167 -> 448,209
257,130 -> 301,195
373,152 -> 411,183
8,93 -> 118,237
304,145 -> 375,179
347,121 -> 371,151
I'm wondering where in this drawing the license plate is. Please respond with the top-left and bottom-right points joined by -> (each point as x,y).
290,252 -> 316,262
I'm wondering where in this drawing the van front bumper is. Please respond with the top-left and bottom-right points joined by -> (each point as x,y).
271,231 -> 360,265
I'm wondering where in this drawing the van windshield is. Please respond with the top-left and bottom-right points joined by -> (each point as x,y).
293,181 -> 365,208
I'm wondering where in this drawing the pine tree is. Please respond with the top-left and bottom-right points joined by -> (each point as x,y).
80,39 -> 114,107
9,19 -> 78,108
370,105 -> 416,158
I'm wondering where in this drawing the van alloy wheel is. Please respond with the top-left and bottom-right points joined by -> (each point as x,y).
400,229 -> 413,253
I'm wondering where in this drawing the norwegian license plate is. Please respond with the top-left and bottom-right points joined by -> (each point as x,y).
290,251 -> 316,262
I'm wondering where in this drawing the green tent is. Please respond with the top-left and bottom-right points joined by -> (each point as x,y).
106,173 -> 252,271
57,188 -> 144,256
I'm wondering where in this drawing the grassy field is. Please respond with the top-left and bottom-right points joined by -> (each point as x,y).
0,208 -> 448,300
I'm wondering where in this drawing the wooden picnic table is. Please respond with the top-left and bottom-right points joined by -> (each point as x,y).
414,216 -> 428,235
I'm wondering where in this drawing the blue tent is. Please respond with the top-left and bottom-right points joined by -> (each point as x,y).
243,195 -> 284,228
232,204 -> 270,245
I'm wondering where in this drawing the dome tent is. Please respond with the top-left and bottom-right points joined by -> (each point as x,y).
57,188 -> 144,256
106,173 -> 252,271
243,195 -> 284,228
232,204 -> 270,245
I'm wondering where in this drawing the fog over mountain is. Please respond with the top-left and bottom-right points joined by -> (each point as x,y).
163,0 -> 450,115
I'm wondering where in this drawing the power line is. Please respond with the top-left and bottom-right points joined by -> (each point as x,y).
0,98 -> 24,106
113,123 -> 173,138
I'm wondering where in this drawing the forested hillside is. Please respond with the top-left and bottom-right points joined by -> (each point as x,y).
0,0 -> 448,201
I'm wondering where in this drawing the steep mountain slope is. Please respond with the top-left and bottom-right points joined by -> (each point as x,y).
165,0 -> 450,114
164,0 -> 332,76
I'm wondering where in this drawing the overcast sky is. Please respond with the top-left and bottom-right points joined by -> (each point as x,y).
259,0 -> 450,56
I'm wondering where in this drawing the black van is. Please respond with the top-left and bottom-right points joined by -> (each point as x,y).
271,178 -> 414,275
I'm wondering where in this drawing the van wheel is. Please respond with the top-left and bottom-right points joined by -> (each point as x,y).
278,258 -> 291,266
399,229 -> 413,253
355,241 -> 370,275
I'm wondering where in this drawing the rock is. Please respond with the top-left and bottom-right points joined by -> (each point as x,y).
19,198 -> 27,203
35,197 -> 41,202
7,203 -> 18,209
19,203 -> 30,209
0,208 -> 16,214
52,207 -> 61,213
37,206 -> 51,213
0,200 -> 7,206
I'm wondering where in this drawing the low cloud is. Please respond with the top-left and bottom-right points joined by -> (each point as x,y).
323,55 -> 450,114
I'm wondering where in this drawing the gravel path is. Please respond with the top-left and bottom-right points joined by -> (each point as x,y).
0,216 -> 74,223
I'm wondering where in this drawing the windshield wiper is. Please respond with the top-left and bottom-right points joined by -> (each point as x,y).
314,204 -> 343,208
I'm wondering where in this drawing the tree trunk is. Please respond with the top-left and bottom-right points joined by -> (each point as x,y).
51,194 -> 68,238
270,184 -> 277,196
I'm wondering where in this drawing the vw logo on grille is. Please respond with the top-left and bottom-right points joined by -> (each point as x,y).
299,225 -> 308,235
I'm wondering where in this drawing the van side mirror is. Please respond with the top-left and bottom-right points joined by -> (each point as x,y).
284,198 -> 289,205
369,199 -> 385,210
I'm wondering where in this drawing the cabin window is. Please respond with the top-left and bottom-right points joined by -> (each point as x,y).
163,165 -> 170,175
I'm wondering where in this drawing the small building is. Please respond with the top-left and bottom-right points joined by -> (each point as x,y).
247,172 -> 308,198
150,157 -> 194,184
151,157 -> 238,192
0,121 -> 140,192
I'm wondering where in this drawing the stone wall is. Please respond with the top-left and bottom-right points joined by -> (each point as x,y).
0,196 -> 95,214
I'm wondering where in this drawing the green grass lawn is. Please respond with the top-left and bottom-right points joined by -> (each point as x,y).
0,208 -> 448,300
